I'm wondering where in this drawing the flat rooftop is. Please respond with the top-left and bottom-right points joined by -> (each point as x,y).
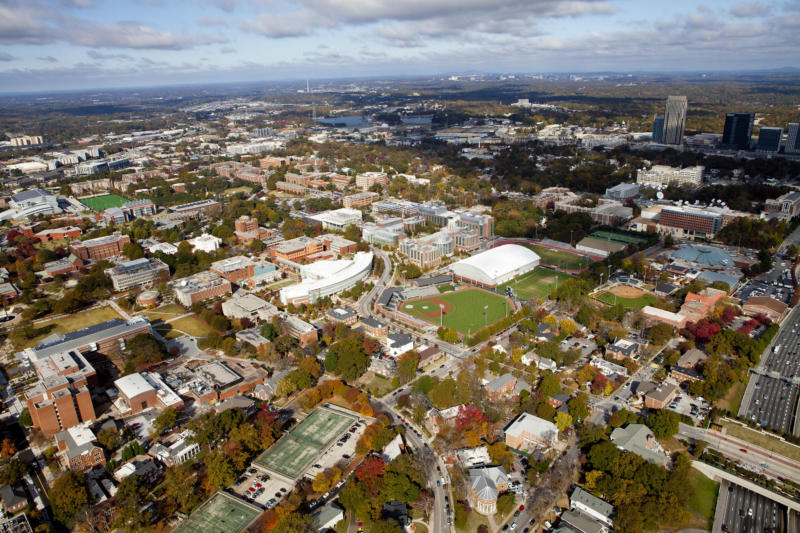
171,491 -> 261,533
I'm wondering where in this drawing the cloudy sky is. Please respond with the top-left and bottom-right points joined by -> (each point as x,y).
0,0 -> 799,93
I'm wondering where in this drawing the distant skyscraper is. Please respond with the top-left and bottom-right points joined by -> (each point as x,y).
721,113 -> 754,151
652,115 -> 664,143
662,96 -> 688,145
756,127 -> 783,153
787,124 -> 800,155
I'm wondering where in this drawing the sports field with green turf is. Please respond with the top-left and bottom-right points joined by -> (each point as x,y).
590,230 -> 648,244
497,268 -> 574,301
400,288 -> 512,335
79,194 -> 129,211
254,407 -> 357,479
172,491 -> 261,533
517,243 -> 591,270
596,289 -> 657,309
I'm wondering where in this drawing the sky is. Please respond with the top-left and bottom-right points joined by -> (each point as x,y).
0,0 -> 799,93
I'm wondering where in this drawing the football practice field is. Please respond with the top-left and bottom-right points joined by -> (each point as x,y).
79,194 -> 128,211
518,242 -> 590,270
497,268 -> 575,301
400,288 -> 512,336
254,407 -> 356,480
590,230 -> 648,244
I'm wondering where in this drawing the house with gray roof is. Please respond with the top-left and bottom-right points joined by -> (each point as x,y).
570,487 -> 614,527
561,509 -> 608,533
469,466 -> 508,515
0,482 -> 28,513
609,424 -> 668,465
149,434 -> 200,467
55,423 -> 106,471
312,501 -> 344,531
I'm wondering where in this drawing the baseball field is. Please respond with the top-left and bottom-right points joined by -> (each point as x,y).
79,194 -> 129,211
400,287 -> 513,335
497,268 -> 575,301
596,285 -> 657,309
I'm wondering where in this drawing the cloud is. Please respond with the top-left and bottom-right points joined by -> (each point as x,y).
0,52 -> 19,61
730,2 -> 773,18
196,16 -> 228,26
239,10 -> 336,38
87,50 -> 134,60
37,55 -> 58,62
220,46 -> 237,53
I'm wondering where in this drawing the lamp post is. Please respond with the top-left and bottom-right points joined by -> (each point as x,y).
440,304 -> 445,327
570,229 -> 574,248
484,305 -> 489,328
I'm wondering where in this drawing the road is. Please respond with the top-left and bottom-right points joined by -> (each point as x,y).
721,482 -> 787,533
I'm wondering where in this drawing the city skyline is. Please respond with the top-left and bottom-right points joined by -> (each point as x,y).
0,0 -> 799,93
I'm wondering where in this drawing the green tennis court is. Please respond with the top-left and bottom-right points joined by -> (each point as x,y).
400,288 -> 512,336
172,491 -> 261,533
517,242 -> 591,270
590,230 -> 648,244
497,268 -> 574,301
79,194 -> 129,211
254,407 -> 357,479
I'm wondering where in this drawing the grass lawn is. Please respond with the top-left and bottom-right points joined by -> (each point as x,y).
437,284 -> 454,293
79,194 -> 129,211
415,525 -> 429,533
360,373 -> 395,397
162,315 -> 217,338
721,421 -> 800,461
18,307 -> 122,349
517,242 -> 592,270
146,303 -> 185,316
35,239 -> 70,251
717,376 -> 748,413
154,324 -> 184,339
401,288 -> 512,336
224,186 -> 253,195
687,468 -> 719,525
497,268 -> 574,301
456,503 -> 490,533
596,291 -> 657,309
267,279 -> 297,290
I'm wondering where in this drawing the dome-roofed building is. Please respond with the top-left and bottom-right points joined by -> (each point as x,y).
449,244 -> 540,287
671,246 -> 734,268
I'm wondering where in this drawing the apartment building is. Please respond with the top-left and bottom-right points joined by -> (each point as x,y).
172,272 -> 232,306
343,191 -> 380,208
330,174 -> 354,188
69,232 -> 131,260
553,198 -> 632,226
399,240 -> 442,268
121,199 -> 156,218
55,423 -> 106,471
455,213 -> 495,239
276,181 -> 307,195
279,314 -> 318,347
356,172 -> 388,189
284,173 -> 309,186
70,178 -> 112,195
106,258 -> 170,291
637,165 -> 704,187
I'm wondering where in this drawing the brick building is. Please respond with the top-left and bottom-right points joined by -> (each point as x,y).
172,272 -> 232,306
361,317 -> 388,338
271,236 -> 325,262
55,423 -> 106,471
235,215 -> 258,233
356,172 -> 388,189
326,308 -> 357,326
69,232 -> 131,260
343,191 -> 380,208
35,226 -> 82,242
114,372 -> 183,415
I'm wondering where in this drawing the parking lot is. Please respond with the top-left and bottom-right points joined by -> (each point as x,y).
304,422 -> 366,478
232,470 -> 293,508
721,482 -> 787,533
559,337 -> 598,359
666,387 -> 709,423
744,375 -> 799,432
735,276 -> 793,306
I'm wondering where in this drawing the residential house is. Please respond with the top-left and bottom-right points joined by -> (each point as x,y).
504,413 -> 558,450
383,500 -> 412,531
0,483 -> 28,513
312,502 -> 345,531
605,339 -> 641,360
417,346 -> 441,368
669,366 -> 704,384
561,509 -> 608,533
570,487 -> 614,528
632,381 -> 677,409
55,423 -> 106,471
385,333 -> 414,357
609,424 -> 668,465
485,374 -> 531,399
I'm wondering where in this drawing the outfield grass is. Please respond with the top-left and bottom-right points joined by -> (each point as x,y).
687,468 -> 719,524
517,242 -> 591,270
590,230 -> 648,244
721,421 -> 800,461
497,268 -> 574,301
437,284 -> 454,293
17,307 -> 123,349
401,288 -> 511,336
596,291 -> 657,309
79,194 -> 129,212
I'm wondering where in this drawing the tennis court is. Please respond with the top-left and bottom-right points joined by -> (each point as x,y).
590,230 -> 648,244
400,288 -> 512,336
172,491 -> 261,533
79,194 -> 129,211
497,268 -> 574,301
254,407 -> 356,480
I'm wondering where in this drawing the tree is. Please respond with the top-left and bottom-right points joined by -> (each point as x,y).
50,470 -> 91,525
560,319 -> 578,336
125,334 -> 168,365
397,351 -> 420,384
539,375 -> 561,397
0,439 -> 16,458
555,412 -> 573,432
443,329 -> 459,344
608,326 -> 629,341
536,403 -> 556,422
163,464 -> 199,510
371,519 -> 402,533
0,458 -> 26,486
153,407 -> 178,434
542,315 -> 559,332
487,442 -> 514,471
272,513 -> 315,533
204,450 -> 236,488
645,409 -> 680,440
647,323 -> 674,345
18,408 -> 32,427
327,335 -> 370,381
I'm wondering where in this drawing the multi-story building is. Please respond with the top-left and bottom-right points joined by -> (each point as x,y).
189,233 -> 222,252
361,317 -> 388,337
43,257 -> 81,277
1,189 -> 62,221
10,135 -> 43,146
55,423 -> 106,471
756,127 -> 783,153
106,258 -> 170,291
504,413 -> 558,450
121,199 -> 156,218
787,123 -> 800,156
326,308 -> 358,326
235,215 -> 258,233
34,226 -> 82,242
721,113 -> 754,151
281,252 -> 373,305
454,213 -> 494,238
662,96 -> 687,145
281,314 -> 319,347
69,232 -> 131,260
276,181 -> 307,195
553,198 -> 632,225
149,433 -> 200,467
319,234 -> 357,255
70,178 -> 113,195
23,349 -> 97,435
284,173 -> 309,186
657,204 -> 749,240
763,191 -> 800,220
400,240 -> 442,268
605,183 -> 639,200
271,236 -> 325,263
362,222 -> 404,247
372,199 -> 420,217
307,208 -> 362,231
222,293 -> 279,320
651,115 -> 664,143
172,272 -> 232,306
210,256 -> 277,285
637,165 -> 704,187
356,172 -> 388,190
114,372 -> 183,414
526,187 -> 579,209
343,191 -> 380,208
168,199 -> 221,216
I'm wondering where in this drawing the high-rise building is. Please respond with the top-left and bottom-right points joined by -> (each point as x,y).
786,124 -> 800,155
755,127 -> 783,153
662,96 -> 688,145
652,115 -> 664,143
721,113 -> 754,151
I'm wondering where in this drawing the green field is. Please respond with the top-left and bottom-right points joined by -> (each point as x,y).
596,291 -> 657,309
518,243 -> 591,270
254,407 -> 357,479
687,469 -> 719,525
79,194 -> 129,211
172,491 -> 261,533
401,288 -> 512,336
590,230 -> 648,244
721,421 -> 800,461
497,268 -> 574,301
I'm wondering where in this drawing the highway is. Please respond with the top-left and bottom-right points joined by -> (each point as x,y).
721,482 -> 787,533
743,375 -> 799,432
